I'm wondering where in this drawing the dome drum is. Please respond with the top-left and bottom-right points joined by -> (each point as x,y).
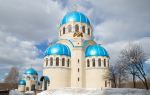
44,55 -> 71,68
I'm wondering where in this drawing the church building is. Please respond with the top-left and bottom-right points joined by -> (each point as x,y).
18,11 -> 111,92
41,11 -> 111,90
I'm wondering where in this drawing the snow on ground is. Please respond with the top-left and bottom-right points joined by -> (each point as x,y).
37,88 -> 150,95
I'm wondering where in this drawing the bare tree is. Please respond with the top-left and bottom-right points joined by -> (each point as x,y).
120,43 -> 149,90
105,63 -> 127,88
4,67 -> 19,83
115,63 -> 128,88
107,65 -> 118,88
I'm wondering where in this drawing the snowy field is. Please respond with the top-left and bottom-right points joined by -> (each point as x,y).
37,88 -> 150,95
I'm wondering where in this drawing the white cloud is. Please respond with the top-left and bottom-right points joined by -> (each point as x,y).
0,31 -> 43,80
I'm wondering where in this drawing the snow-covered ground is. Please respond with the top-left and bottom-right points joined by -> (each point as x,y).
37,88 -> 150,95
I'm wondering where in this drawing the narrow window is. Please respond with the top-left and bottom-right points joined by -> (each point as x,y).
87,59 -> 90,67
88,28 -> 90,35
68,25 -> 72,32
78,59 -> 80,63
108,60 -> 109,67
46,58 -> 48,66
56,57 -> 59,66
59,30 -> 61,36
78,77 -> 80,82
63,27 -> 65,34
82,26 -> 85,33
105,81 -> 107,87
92,58 -> 95,67
62,58 -> 65,66
67,59 -> 70,67
75,24 -> 79,32
104,59 -> 106,67
98,58 -> 101,67
50,57 -> 53,66
78,68 -> 79,72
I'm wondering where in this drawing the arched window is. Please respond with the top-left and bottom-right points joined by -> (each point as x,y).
63,27 -> 65,34
50,57 -> 53,66
82,26 -> 85,33
46,58 -> 48,66
75,24 -> 79,32
98,58 -> 101,67
68,25 -> 72,32
67,59 -> 70,67
62,58 -> 65,66
92,58 -> 95,67
104,59 -> 106,67
56,57 -> 59,66
87,59 -> 90,67
105,80 -> 107,87
78,68 -> 79,72
88,28 -> 90,35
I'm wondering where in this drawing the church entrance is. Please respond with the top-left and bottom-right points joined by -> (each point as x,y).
40,76 -> 50,90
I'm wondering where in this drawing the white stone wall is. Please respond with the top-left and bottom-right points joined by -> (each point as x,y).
43,55 -> 71,89
18,85 -> 25,92
85,57 -> 111,88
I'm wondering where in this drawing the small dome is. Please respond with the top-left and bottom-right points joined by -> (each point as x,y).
18,80 -> 26,85
45,43 -> 71,56
61,11 -> 90,26
85,44 -> 109,57
24,68 -> 38,75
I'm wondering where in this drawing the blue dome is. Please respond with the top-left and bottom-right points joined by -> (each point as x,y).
45,43 -> 71,56
61,11 -> 90,26
24,68 -> 38,75
85,44 -> 109,57
18,80 -> 26,85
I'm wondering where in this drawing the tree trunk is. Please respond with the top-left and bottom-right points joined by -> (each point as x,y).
133,74 -> 136,88
143,77 -> 149,90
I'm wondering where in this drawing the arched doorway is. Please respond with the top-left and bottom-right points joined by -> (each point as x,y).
31,84 -> 35,91
40,76 -> 50,90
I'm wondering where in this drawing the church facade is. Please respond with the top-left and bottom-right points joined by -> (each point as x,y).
42,11 -> 111,90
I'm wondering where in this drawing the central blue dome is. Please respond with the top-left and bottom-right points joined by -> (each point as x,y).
85,44 -> 109,57
18,80 -> 26,85
24,68 -> 38,75
45,43 -> 71,56
61,11 -> 90,26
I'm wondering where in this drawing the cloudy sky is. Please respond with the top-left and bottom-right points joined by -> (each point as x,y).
0,0 -> 150,81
